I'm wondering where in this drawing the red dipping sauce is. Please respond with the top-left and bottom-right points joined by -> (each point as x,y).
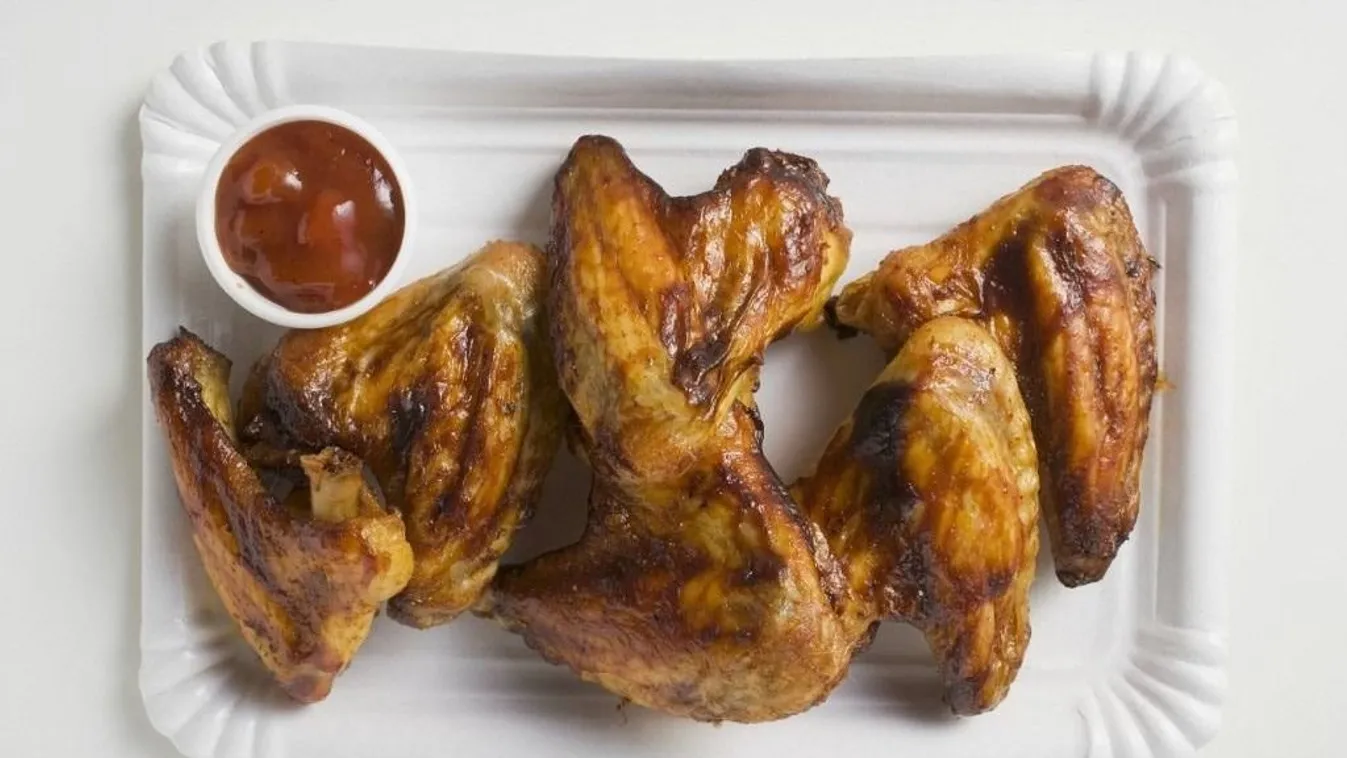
215,120 -> 405,314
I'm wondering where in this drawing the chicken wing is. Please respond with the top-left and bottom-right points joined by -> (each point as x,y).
147,330 -> 413,703
241,241 -> 565,628
794,317 -> 1040,715
484,135 -> 862,722
828,166 -> 1157,586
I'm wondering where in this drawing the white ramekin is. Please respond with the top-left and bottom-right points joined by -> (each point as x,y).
195,104 -> 417,330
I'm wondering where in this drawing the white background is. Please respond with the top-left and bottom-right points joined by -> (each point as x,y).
0,1 -> 1339,756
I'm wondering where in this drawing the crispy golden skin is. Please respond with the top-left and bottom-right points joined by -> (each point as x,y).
147,331 -> 413,703
485,135 -> 862,723
829,166 -> 1157,586
242,241 -> 565,628
794,317 -> 1040,715
541,136 -> 852,486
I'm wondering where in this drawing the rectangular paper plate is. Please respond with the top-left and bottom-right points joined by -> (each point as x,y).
140,41 -> 1236,758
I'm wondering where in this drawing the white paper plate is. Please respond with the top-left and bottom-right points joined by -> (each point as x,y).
139,41 -> 1236,758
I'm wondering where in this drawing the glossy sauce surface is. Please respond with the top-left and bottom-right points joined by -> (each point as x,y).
216,120 -> 404,313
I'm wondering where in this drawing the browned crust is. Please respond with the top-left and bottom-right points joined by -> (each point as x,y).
830,166 -> 1157,587
147,329 -> 412,703
241,241 -> 566,628
794,317 -> 1040,714
543,135 -> 852,485
487,135 -> 859,723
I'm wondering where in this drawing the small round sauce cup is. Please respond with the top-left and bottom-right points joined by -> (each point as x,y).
196,105 -> 417,329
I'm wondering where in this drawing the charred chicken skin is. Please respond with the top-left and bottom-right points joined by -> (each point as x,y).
242,241 -> 565,628
794,317 -> 1040,715
484,135 -> 862,723
828,166 -> 1157,586
148,331 -> 414,703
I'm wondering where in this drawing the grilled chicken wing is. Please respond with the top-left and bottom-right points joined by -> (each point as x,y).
828,167 -> 1157,586
794,317 -> 1040,715
148,331 -> 413,703
241,241 -> 565,628
484,135 -> 861,722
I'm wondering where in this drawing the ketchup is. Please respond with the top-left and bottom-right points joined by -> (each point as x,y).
215,120 -> 404,314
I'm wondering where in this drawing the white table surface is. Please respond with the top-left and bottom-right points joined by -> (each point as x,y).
1,1 -> 1339,756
